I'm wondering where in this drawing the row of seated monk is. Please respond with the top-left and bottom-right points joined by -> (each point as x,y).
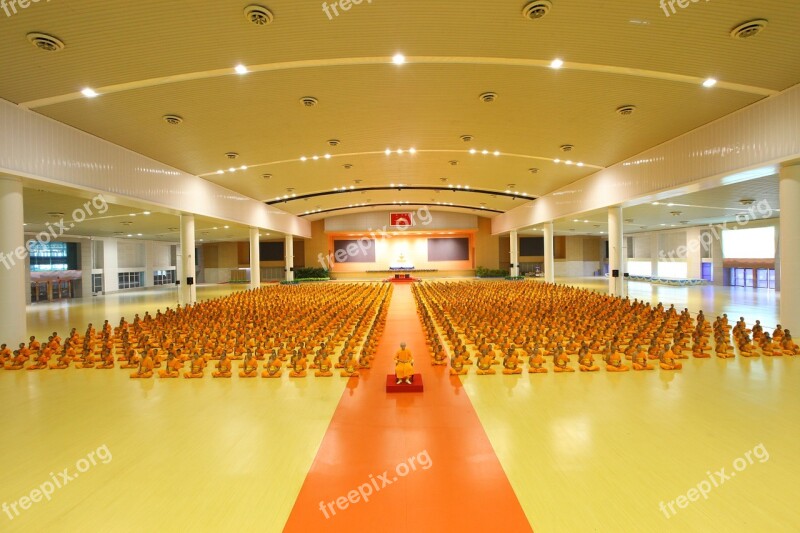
2,283 -> 393,375
411,282 -> 798,376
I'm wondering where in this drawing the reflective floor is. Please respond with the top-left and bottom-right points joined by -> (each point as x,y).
2,279 -> 796,532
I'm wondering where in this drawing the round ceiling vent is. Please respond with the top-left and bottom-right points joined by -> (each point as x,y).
730,19 -> 767,39
262,173 -> 272,179
560,144 -> 574,152
460,134 -> 474,142
479,92 -> 498,103
528,168 -> 539,174
244,5 -> 274,26
449,160 -> 459,166
616,105 -> 637,116
27,32 -> 65,52
300,96 -> 319,107
162,114 -> 183,125
47,211 -> 65,218
327,139 -> 341,147
522,1 -> 553,20
342,163 -> 353,169
225,152 -> 239,160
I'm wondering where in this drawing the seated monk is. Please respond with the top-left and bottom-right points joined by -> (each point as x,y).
432,344 -> 447,366
528,345 -> 547,373
96,349 -> 115,369
288,351 -> 307,378
773,325 -> 785,342
691,339 -> 711,358
357,348 -> 371,369
632,345 -> 654,370
183,352 -> 206,379
394,342 -> 414,384
606,350 -> 630,372
120,349 -> 140,369
315,350 -> 333,377
49,347 -> 74,369
212,353 -> 232,378
450,352 -> 468,376
0,344 -> 11,366
738,335 -> 759,357
239,352 -> 259,378
158,353 -> 182,378
4,349 -> 26,370
262,352 -> 283,378
334,349 -> 348,369
16,343 -> 31,363
340,353 -> 359,378
130,351 -> 154,378
553,347 -> 574,373
762,335 -> 783,357
715,337 -> 735,359
659,346 -> 682,370
502,348 -> 523,375
26,350 -> 50,370
578,348 -> 599,372
75,349 -> 97,369
476,349 -> 496,375
781,331 -> 799,356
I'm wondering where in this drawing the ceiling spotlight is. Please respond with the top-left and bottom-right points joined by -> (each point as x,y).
244,5 -> 275,25
554,159 -> 560,163
482,150 -> 489,155
397,149 -> 404,154
240,165 -> 248,170
216,170 -> 224,175
385,149 -> 392,155
392,53 -> 406,65
228,167 -> 237,172
409,148 -> 417,154
324,154 -> 332,159
703,78 -> 717,88
469,149 -> 477,154
81,88 -> 98,98
143,211 -> 151,215
300,156 -> 307,162
522,0 -> 553,20
550,58 -> 564,69
312,156 -> 319,160
234,64 -> 249,75
27,32 -> 65,52
493,151 -> 500,156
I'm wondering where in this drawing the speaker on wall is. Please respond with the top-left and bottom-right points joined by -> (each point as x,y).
186,277 -> 194,286
612,270 -> 619,278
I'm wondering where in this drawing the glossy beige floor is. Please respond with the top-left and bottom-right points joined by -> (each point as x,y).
460,278 -> 798,532
3,280 -> 797,532
4,284 -> 350,533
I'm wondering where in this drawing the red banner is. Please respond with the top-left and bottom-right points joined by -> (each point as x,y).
390,212 -> 413,227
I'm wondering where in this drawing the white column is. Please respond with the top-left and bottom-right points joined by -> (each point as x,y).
779,165 -> 800,331
285,235 -> 295,281
509,230 -> 519,277
686,228 -> 702,279
650,233 -> 660,278
0,177 -> 27,347
543,222 -> 554,283
711,226 -> 725,286
608,206 -> 624,296
250,227 -> 261,290
180,215 -> 196,304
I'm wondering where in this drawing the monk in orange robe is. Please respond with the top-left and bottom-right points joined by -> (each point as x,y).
394,342 -> 414,384
159,353 -> 182,378
212,353 -> 232,378
632,345 -> 653,370
340,353 -> 359,378
554,347 -> 574,373
130,351 -> 154,378
315,350 -> 334,377
578,348 -> 599,372
659,346 -> 682,370
528,345 -> 547,373
262,352 -> 283,378
502,348 -> 523,375
606,350 -> 630,372
476,349 -> 496,375
183,352 -> 205,378
450,352 -> 468,375
239,351 -> 258,378
289,351 -> 307,378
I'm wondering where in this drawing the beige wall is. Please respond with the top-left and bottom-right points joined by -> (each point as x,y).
475,217 -> 500,270
305,220 -> 328,270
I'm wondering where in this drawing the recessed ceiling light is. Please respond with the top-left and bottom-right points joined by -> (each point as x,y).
554,159 -> 560,163
240,165 -> 248,170
703,78 -> 717,88
482,150 -> 489,155
577,162 -> 584,167
217,170 -> 224,174
469,149 -> 477,154
228,167 -> 236,172
143,211 -> 151,215
550,58 -> 564,69
300,156 -> 307,162
397,149 -> 404,154
652,202 -> 660,205
392,53 -> 406,65
224,225 -> 229,229
81,88 -> 98,98
312,156 -> 319,160
235,64 -> 249,75
385,149 -> 392,155
324,154 -> 332,159
409,148 -> 417,154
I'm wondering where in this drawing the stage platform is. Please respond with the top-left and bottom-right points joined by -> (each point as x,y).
385,373 -> 424,393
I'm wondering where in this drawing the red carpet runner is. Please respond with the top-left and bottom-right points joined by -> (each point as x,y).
283,284 -> 531,532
